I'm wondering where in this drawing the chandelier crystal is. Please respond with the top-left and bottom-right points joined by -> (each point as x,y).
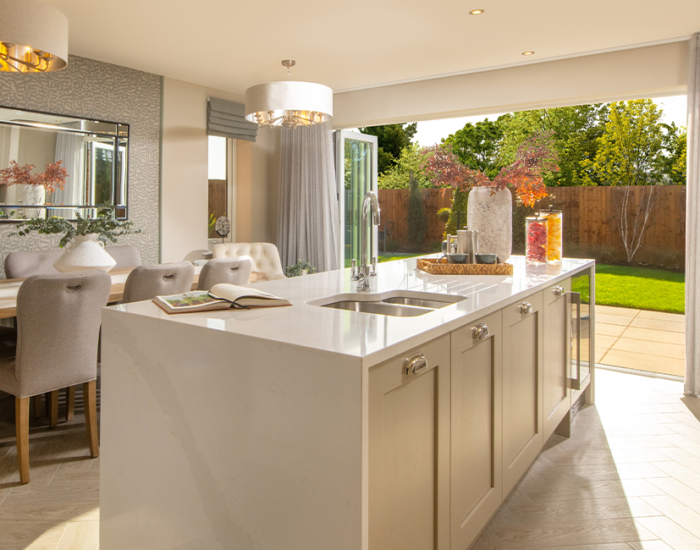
245,60 -> 333,128
0,0 -> 68,73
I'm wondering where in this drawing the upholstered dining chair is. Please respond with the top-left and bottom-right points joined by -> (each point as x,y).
122,262 -> 195,304
196,258 -> 253,291
0,271 -> 111,484
211,242 -> 286,282
4,249 -> 63,279
104,245 -> 142,269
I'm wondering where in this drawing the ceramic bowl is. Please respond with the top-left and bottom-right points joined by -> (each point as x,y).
447,254 -> 468,264
475,254 -> 498,264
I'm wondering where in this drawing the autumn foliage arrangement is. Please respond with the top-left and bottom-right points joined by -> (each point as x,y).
420,131 -> 559,207
0,160 -> 69,194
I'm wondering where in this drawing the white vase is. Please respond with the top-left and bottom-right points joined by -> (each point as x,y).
467,187 -> 512,263
22,185 -> 46,219
53,233 -> 117,273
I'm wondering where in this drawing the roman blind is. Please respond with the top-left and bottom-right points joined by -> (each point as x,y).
207,97 -> 258,142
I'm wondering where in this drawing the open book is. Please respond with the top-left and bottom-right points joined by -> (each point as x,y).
153,283 -> 291,314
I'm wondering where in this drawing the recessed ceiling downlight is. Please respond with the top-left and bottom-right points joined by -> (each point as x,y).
522,51 -> 535,56
469,9 -> 485,15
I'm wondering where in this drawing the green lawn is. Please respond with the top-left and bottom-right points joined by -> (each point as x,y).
378,252 -> 426,263
572,264 -> 685,314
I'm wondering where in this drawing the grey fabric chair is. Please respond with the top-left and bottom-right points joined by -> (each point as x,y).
122,262 -> 195,303
105,245 -> 142,269
196,258 -> 253,291
0,271 -> 111,483
4,249 -> 63,279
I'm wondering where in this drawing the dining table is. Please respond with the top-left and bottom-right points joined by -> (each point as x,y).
0,266 -> 202,319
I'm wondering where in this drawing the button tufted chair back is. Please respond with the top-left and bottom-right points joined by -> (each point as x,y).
211,243 -> 286,282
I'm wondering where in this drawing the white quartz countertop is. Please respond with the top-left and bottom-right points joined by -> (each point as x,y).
106,255 -> 594,363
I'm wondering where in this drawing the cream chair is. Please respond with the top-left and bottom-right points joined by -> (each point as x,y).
212,243 -> 286,283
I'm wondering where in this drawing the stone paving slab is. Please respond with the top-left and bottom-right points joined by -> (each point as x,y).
596,306 -> 685,377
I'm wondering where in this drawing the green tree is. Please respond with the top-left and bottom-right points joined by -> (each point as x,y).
442,116 -> 509,178
406,170 -> 427,250
378,144 -> 431,189
359,123 -> 418,175
499,105 -> 608,186
581,100 -> 665,186
659,123 -> 687,185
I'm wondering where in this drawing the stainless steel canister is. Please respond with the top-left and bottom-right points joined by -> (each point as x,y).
458,230 -> 479,263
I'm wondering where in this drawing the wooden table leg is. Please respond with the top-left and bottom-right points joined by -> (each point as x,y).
48,390 -> 59,429
15,397 -> 30,484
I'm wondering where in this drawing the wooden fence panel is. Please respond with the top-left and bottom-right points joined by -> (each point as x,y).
377,186 -> 686,263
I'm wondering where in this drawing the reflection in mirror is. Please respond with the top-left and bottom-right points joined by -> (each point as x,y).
0,106 -> 128,221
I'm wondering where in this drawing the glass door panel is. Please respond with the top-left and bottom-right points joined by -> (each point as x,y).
335,131 -> 378,268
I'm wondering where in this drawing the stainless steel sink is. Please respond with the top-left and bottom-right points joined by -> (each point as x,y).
322,300 -> 433,317
311,290 -> 467,317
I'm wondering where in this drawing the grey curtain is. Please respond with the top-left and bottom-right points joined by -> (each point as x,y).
277,121 -> 340,273
54,131 -> 85,218
686,33 -> 700,397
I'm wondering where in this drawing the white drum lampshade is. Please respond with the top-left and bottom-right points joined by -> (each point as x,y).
0,0 -> 68,73
245,80 -> 333,128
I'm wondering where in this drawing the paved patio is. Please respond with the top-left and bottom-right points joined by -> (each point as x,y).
596,305 -> 685,377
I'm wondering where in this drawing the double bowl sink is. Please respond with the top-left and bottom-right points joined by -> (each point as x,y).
308,290 -> 467,317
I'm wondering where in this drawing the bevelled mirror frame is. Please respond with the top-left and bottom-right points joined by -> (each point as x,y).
0,105 -> 129,222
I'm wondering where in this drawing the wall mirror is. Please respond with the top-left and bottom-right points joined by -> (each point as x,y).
0,106 -> 129,221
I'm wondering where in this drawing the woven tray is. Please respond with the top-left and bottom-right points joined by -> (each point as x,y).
417,258 -> 514,276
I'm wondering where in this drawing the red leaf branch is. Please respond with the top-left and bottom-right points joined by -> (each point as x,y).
0,160 -> 68,194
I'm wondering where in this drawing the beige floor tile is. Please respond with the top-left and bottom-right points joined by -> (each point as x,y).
621,328 -> 686,346
599,350 -> 685,377
646,477 -> 700,511
598,314 -> 636,327
656,447 -> 700,474
597,305 -> 641,318
0,521 -> 66,549
611,339 -> 685,360
56,520 -> 99,550
661,434 -> 700,456
636,311 -> 685,322
628,541 -> 676,550
597,323 -> 628,338
509,497 -> 662,523
629,318 -> 685,333
603,425 -> 677,437
544,545 -> 636,550
636,515 -> 700,549
596,334 -> 621,351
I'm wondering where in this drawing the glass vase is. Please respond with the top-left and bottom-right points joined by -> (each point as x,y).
540,209 -> 563,264
467,186 -> 512,262
525,216 -> 548,264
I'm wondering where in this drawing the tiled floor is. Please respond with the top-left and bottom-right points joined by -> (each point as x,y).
1,369 -> 699,550
473,369 -> 700,549
596,305 -> 685,377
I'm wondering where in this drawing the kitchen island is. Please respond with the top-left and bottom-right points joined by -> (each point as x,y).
100,255 -> 595,550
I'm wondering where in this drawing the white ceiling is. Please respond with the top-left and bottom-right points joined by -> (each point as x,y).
44,0 -> 700,95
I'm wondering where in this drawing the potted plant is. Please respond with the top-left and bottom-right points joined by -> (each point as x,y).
0,160 -> 68,218
286,259 -> 317,277
10,203 -> 141,272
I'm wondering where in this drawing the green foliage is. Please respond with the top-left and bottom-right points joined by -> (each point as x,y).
378,144 -> 431,189
442,117 -> 509,178
406,171 -> 427,250
10,204 -> 141,248
208,212 -> 217,236
285,259 -> 317,277
659,123 -> 687,185
498,105 -> 608,186
359,123 -> 418,175
436,207 -> 451,224
444,189 -> 468,236
581,100 -> 665,186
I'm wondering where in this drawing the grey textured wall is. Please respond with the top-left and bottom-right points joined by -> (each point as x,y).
0,55 -> 162,276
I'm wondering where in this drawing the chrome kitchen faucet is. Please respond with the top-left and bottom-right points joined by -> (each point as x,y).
351,191 -> 380,291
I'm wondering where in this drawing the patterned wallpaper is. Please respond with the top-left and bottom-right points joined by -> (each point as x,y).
0,55 -> 162,277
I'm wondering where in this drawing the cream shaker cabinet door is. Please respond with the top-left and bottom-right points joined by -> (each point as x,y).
542,279 -> 572,440
450,310 -> 503,550
369,334 -> 450,550
502,292 -> 544,496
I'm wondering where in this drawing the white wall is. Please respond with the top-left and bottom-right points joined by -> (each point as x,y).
333,42 -> 690,128
161,78 -> 280,263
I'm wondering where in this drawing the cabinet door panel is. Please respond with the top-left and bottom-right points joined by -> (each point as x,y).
369,334 -> 450,550
502,293 -> 544,496
543,279 -> 572,439
450,310 -> 502,550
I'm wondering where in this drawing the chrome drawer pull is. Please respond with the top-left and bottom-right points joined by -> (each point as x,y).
553,285 -> 564,296
472,323 -> 489,340
403,353 -> 428,376
520,302 -> 533,314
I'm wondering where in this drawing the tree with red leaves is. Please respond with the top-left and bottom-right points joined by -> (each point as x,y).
0,160 -> 68,194
420,131 -> 559,208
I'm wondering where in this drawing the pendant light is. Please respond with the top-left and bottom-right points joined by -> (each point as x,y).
245,60 -> 333,128
0,0 -> 68,73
